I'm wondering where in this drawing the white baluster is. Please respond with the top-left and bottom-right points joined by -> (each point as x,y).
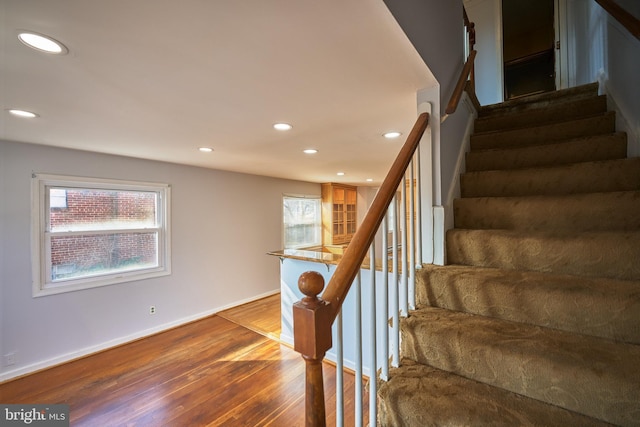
400,173 -> 409,316
409,159 -> 416,310
336,308 -> 344,427
391,196 -> 400,367
381,215 -> 389,381
369,244 -> 377,424
415,150 -> 423,266
354,272 -> 363,427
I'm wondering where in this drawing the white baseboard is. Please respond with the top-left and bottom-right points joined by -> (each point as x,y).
598,71 -> 640,158
0,289 -> 280,383
433,206 -> 445,265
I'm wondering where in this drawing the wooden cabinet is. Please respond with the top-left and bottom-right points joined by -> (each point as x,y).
321,183 -> 357,245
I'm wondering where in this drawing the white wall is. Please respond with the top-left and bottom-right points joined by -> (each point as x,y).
0,139 -> 320,381
566,0 -> 640,156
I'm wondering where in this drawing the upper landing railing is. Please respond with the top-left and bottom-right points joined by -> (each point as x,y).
595,0 -> 640,40
443,7 -> 477,121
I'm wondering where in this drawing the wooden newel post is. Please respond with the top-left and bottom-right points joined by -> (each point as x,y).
293,271 -> 333,427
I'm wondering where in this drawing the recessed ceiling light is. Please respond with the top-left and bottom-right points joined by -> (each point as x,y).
366,178 -> 373,182
273,123 -> 292,131
198,147 -> 214,153
383,131 -> 402,139
18,32 -> 68,54
8,109 -> 38,118
337,172 -> 345,176
303,149 -> 318,154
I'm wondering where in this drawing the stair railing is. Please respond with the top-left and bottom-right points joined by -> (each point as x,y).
443,7 -> 478,122
293,112 -> 429,426
463,6 -> 477,90
594,0 -> 640,40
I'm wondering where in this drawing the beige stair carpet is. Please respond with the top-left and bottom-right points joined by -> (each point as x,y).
377,83 -> 640,426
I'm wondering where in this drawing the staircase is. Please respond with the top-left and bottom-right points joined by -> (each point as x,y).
378,83 -> 640,426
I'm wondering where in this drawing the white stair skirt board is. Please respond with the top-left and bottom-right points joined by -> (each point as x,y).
433,206 -> 445,266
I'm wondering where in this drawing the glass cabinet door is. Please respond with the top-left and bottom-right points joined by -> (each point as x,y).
332,187 -> 345,238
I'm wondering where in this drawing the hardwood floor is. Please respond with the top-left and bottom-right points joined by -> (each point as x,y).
0,295 -> 368,426
217,293 -> 282,342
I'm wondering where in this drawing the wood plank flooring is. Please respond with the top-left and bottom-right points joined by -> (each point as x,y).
217,293 -> 282,342
0,295 -> 368,426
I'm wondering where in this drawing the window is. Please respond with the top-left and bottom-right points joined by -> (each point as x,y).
32,174 -> 171,296
283,195 -> 321,249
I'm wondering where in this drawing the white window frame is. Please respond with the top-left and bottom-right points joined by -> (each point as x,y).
282,194 -> 322,249
31,174 -> 171,297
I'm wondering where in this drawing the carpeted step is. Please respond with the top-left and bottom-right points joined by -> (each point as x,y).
474,95 -> 608,133
377,361 -> 613,427
460,158 -> 640,198
453,191 -> 640,231
465,132 -> 627,172
478,82 -> 599,118
416,264 -> 640,344
400,308 -> 640,426
446,229 -> 640,280
384,82 -> 639,426
470,112 -> 616,150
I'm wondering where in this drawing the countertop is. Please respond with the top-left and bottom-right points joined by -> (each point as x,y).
267,246 -> 403,273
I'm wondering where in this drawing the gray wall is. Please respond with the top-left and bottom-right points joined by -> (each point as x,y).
383,0 -> 465,106
0,140 -> 320,380
384,0 -> 473,210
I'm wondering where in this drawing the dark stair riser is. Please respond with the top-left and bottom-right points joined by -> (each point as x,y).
461,158 -> 640,198
470,112 -> 616,150
474,95 -> 608,133
466,132 -> 627,172
478,82 -> 599,118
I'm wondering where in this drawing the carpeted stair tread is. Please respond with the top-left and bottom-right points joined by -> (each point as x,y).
454,191 -> 640,231
470,111 -> 616,150
383,83 -> 639,425
401,307 -> 640,426
465,132 -> 627,171
478,82 -> 599,118
460,157 -> 640,198
377,360 -> 613,427
416,264 -> 640,344
446,229 -> 640,280
474,95 -> 608,133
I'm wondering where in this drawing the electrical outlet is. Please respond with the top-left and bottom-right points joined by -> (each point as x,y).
4,352 -> 16,366
149,306 -> 156,315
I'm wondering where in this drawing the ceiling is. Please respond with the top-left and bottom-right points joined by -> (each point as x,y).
1,0 -> 435,186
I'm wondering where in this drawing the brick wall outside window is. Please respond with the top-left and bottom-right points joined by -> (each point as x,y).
49,189 -> 157,275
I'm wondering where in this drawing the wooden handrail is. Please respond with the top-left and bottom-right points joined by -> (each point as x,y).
292,112 -> 429,426
595,0 -> 640,40
443,6 -> 477,121
444,49 -> 477,116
